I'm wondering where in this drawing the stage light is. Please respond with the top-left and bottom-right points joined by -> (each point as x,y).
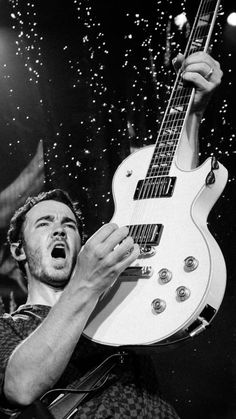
227,12 -> 236,27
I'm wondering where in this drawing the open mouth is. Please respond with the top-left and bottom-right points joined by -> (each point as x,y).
51,244 -> 66,259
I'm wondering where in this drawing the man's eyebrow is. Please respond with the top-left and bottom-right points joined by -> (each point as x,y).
35,215 -> 54,224
62,216 -> 77,225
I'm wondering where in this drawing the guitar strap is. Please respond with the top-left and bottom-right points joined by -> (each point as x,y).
16,352 -> 127,419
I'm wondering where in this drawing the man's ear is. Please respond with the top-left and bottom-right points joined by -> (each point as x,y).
10,242 -> 26,261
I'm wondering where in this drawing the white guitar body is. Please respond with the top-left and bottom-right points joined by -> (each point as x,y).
84,146 -> 228,346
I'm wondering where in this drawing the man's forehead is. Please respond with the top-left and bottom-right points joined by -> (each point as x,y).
25,200 -> 76,223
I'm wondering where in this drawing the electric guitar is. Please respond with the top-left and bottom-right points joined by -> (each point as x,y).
83,0 -> 228,346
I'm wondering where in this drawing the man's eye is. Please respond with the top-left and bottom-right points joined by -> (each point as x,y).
37,222 -> 48,227
66,223 -> 76,230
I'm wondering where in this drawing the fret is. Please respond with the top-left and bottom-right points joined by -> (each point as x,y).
176,80 -> 184,90
159,152 -> 174,158
150,160 -> 175,169
175,90 -> 193,100
170,94 -> 192,104
156,142 -> 166,148
151,155 -> 172,168
149,159 -> 173,166
198,13 -> 212,26
162,118 -> 186,126
159,131 -> 183,139
163,118 -> 186,126
158,133 -> 182,142
166,106 -> 186,115
154,141 -> 177,150
150,160 -> 173,167
151,161 -> 175,168
154,141 -> 179,151
151,164 -> 175,171
159,134 -> 178,141
169,106 -> 184,114
163,120 -> 183,127
191,38 -> 204,49
151,159 -> 175,166
189,46 -> 204,54
154,140 -> 178,149
149,169 -> 170,176
161,128 -> 181,136
168,105 -> 188,114
166,141 -> 177,145
169,100 -> 189,108
150,164 -> 170,169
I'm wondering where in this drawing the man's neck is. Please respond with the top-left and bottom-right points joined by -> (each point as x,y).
26,278 -> 63,307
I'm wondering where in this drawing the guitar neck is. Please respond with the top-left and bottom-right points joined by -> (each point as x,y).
147,0 -> 221,179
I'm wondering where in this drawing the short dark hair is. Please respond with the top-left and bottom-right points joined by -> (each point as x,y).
7,189 -> 84,246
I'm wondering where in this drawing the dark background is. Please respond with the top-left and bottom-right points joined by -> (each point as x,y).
0,0 -> 235,417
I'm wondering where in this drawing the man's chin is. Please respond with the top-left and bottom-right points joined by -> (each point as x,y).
51,257 -> 68,268
41,272 -> 70,289
42,263 -> 72,288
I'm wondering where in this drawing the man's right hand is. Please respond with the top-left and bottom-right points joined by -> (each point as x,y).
70,223 -> 140,298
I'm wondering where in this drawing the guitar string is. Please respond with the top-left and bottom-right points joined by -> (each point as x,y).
141,0 -> 216,249
140,0 -> 216,251
128,0 -> 219,251
136,0 -> 210,248
129,0 -> 214,249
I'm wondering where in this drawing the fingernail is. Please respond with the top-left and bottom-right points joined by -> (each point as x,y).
172,57 -> 177,65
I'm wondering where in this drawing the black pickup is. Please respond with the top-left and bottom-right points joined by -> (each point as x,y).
134,176 -> 176,200
128,224 -> 163,246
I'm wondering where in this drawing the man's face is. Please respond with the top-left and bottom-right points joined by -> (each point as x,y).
22,200 -> 81,288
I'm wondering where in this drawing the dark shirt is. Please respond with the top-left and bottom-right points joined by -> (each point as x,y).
0,304 -> 180,418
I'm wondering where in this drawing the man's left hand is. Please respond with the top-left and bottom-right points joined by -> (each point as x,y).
173,51 -> 223,114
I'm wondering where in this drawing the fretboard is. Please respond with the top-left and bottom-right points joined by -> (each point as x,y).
146,0 -> 221,179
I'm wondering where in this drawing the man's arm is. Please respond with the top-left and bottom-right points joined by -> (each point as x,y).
173,52 -> 223,170
3,224 -> 139,406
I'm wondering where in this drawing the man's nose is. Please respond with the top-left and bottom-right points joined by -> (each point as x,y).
52,225 -> 66,238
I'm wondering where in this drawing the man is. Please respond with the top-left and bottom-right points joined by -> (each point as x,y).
0,52 -> 223,418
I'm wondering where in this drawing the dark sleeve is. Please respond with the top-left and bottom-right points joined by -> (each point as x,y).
0,307 -> 47,415
0,309 -> 44,392
0,314 -> 26,395
0,314 -> 28,415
